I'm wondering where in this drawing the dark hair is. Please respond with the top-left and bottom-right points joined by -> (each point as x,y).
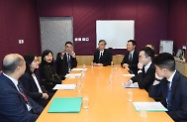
65,41 -> 73,46
99,40 -> 107,45
139,47 -> 155,60
2,56 -> 23,74
154,53 -> 175,71
128,40 -> 136,46
41,50 -> 54,65
24,55 -> 35,74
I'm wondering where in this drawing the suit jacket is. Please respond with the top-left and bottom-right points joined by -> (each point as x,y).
19,72 -> 50,107
0,74 -> 43,122
121,50 -> 138,74
131,63 -> 155,92
93,49 -> 112,66
56,53 -> 77,77
149,71 -> 187,121
40,63 -> 62,85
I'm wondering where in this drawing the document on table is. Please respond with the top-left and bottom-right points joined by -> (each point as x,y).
133,102 -> 168,112
65,73 -> 82,78
123,74 -> 135,77
71,68 -> 87,71
53,84 -> 76,90
48,97 -> 82,113
123,82 -> 139,88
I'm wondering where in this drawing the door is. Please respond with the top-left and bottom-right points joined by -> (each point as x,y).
40,17 -> 73,59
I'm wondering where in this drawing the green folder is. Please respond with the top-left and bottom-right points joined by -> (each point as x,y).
48,97 -> 82,113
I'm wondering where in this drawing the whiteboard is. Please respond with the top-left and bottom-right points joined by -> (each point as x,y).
96,20 -> 134,49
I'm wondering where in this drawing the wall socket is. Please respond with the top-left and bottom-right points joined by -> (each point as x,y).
18,39 -> 24,44
182,45 -> 186,50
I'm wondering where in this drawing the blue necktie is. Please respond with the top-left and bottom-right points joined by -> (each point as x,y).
166,81 -> 171,110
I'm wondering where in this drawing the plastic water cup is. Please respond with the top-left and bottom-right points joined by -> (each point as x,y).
83,96 -> 89,109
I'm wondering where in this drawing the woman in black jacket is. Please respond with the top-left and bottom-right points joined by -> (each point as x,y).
19,54 -> 53,107
40,50 -> 62,92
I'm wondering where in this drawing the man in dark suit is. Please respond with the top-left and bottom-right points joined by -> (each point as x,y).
56,41 -> 77,78
121,40 -> 138,74
93,40 -> 112,66
125,47 -> 155,92
149,53 -> 187,121
0,53 -> 43,122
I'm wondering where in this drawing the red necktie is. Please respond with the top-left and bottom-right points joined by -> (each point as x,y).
17,84 -> 36,113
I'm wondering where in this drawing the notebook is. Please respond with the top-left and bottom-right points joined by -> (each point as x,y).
48,97 -> 82,113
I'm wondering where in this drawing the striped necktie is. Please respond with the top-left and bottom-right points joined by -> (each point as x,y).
17,84 -> 36,113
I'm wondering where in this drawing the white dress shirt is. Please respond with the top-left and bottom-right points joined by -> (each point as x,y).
144,61 -> 152,73
32,74 -> 43,93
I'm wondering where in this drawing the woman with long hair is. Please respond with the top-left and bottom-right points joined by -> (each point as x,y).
19,54 -> 52,107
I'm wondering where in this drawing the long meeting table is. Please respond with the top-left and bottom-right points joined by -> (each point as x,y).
37,65 -> 173,122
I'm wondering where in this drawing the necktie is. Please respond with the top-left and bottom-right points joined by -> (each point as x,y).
129,53 -> 132,62
67,54 -> 71,72
99,52 -> 103,63
17,84 -> 36,113
166,81 -> 171,110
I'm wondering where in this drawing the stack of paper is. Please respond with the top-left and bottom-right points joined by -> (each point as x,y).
65,73 -> 82,78
53,84 -> 76,90
71,68 -> 87,71
48,97 -> 82,113
133,102 -> 168,112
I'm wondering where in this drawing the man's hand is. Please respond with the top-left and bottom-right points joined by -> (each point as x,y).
137,62 -> 144,70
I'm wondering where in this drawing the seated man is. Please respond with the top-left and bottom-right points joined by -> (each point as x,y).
149,53 -> 187,121
93,40 -> 112,66
121,40 -> 138,74
0,53 -> 43,122
125,47 -> 155,92
56,41 -> 77,78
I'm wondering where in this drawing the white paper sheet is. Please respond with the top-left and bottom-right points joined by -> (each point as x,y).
65,73 -> 82,78
133,102 -> 168,112
123,74 -> 135,77
123,82 -> 139,88
71,68 -> 87,71
53,84 -> 76,90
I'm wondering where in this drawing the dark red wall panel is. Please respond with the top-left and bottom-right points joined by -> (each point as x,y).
0,0 -> 40,69
38,0 -> 169,55
136,0 -> 169,51
168,0 -> 187,58
0,0 -> 9,59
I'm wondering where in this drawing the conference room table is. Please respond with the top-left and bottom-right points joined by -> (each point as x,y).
37,65 -> 173,122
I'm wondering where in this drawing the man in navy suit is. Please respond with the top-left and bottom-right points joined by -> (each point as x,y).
0,53 -> 43,122
56,41 -> 77,79
121,40 -> 138,74
93,40 -> 112,66
149,53 -> 187,121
